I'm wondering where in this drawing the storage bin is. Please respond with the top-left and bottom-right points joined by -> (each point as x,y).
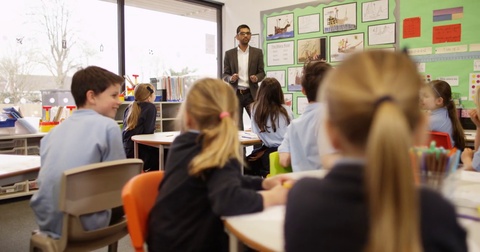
39,121 -> 59,132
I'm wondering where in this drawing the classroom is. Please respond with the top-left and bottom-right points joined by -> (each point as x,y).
1,0 -> 480,251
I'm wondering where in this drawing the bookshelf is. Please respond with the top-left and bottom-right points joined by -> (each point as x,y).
115,102 -> 181,132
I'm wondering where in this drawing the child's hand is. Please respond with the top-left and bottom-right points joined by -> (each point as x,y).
461,148 -> 474,170
259,184 -> 290,207
469,110 -> 480,127
262,174 -> 295,190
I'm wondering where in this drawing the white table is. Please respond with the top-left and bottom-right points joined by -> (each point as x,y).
0,154 -> 41,187
224,169 -> 480,252
132,131 -> 262,170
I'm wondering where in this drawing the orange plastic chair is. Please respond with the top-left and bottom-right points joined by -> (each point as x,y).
121,171 -> 164,252
429,131 -> 453,149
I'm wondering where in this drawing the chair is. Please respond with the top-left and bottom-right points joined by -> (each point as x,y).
121,171 -> 165,252
30,159 -> 144,252
429,131 -> 453,149
268,151 -> 292,176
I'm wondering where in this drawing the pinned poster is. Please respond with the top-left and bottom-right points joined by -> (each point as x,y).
469,73 -> 480,100
416,62 -> 426,73
474,60 -> 480,71
403,17 -> 421,39
438,76 -> 459,86
433,24 -> 461,44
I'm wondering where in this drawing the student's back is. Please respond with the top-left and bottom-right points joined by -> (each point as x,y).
278,61 -> 334,171
147,78 -> 291,252
30,66 -> 126,238
284,51 -> 467,252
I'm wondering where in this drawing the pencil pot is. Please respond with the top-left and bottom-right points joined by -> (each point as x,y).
39,121 -> 59,132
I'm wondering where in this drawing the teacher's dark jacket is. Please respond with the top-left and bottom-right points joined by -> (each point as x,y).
223,46 -> 266,100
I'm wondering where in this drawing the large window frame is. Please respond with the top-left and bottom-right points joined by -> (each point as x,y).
118,0 -> 223,79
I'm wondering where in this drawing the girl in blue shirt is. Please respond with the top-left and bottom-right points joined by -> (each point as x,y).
420,80 -> 465,150
248,77 -> 293,177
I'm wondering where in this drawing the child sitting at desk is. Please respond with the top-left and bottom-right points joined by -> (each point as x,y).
247,77 -> 293,177
147,78 -> 292,252
461,87 -> 480,171
277,60 -> 335,171
420,80 -> 465,150
122,83 -> 159,171
30,66 -> 127,239
284,51 -> 467,252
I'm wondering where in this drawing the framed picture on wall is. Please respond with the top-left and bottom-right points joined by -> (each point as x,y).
368,23 -> 395,45
362,0 -> 389,22
298,13 -> 320,34
329,33 -> 364,62
266,70 -> 286,87
266,13 -> 294,40
287,67 -> 303,92
267,41 -> 295,66
283,93 -> 293,110
323,2 -> 357,33
296,96 -> 308,115
297,37 -> 327,63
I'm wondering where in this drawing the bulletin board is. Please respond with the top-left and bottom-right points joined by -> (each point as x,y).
261,0 -> 480,117
261,0 -> 398,118
399,0 -> 480,108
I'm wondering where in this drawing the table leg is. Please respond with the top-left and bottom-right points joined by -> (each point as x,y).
159,145 -> 164,171
227,229 -> 244,252
134,141 -> 139,159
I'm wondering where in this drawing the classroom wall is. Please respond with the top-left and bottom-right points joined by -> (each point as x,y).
220,0 -> 316,51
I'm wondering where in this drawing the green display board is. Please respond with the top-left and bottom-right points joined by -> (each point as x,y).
400,0 -> 480,108
261,0 -> 480,117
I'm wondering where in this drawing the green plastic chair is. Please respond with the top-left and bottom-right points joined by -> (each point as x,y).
268,151 -> 292,176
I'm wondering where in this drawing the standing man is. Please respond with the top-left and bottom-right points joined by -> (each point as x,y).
223,24 -> 266,129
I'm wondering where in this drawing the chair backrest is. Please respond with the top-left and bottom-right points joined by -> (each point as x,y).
59,158 -> 144,242
429,131 -> 453,149
269,151 -> 292,176
122,170 -> 165,252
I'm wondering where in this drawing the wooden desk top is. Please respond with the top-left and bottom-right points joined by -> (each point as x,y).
0,154 -> 40,186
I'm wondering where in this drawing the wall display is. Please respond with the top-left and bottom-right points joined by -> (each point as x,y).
266,13 -> 294,40
284,93 -> 293,110
323,3 -> 357,33
297,37 -> 327,63
298,14 -> 320,34
368,23 -> 396,45
362,0 -> 389,22
266,70 -> 286,87
267,41 -> 295,66
287,67 -> 303,92
296,96 -> 308,115
330,33 -> 365,62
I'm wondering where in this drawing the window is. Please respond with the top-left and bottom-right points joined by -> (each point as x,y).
0,0 -> 222,116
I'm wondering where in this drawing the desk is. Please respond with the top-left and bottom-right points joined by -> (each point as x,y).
132,131 -> 262,170
465,129 -> 476,148
224,169 -> 480,252
0,154 -> 40,200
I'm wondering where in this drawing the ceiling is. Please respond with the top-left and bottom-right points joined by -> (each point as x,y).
124,0 -> 218,22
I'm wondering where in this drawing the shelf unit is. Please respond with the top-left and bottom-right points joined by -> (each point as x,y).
0,133 -> 45,200
115,102 -> 181,132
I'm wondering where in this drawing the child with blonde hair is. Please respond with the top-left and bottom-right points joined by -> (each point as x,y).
122,83 -> 159,171
147,78 -> 292,252
285,51 -> 466,252
420,80 -> 465,150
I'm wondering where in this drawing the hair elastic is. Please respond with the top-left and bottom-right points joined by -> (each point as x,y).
219,111 -> 230,119
146,86 -> 154,94
373,95 -> 394,110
